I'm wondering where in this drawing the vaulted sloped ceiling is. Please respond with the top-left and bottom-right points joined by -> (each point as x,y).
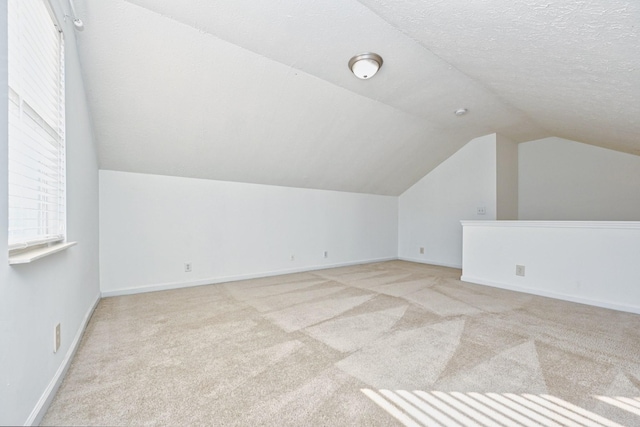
74,0 -> 639,195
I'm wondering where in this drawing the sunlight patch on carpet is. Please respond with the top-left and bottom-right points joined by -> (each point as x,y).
361,389 -> 634,427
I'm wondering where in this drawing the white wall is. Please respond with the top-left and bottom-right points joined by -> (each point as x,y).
519,137 -> 640,220
398,134 -> 498,268
0,1 -> 101,425
461,221 -> 640,314
99,171 -> 398,295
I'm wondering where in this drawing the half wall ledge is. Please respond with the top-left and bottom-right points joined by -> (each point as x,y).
460,220 -> 640,314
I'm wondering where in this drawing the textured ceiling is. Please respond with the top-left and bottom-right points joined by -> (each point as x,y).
73,0 -> 639,195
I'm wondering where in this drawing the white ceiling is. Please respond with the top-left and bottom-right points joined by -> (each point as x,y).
73,0 -> 639,195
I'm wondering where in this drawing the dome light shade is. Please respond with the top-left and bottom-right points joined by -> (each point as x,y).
349,53 -> 383,80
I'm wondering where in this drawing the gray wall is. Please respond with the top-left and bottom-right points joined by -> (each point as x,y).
519,137 -> 640,220
0,0 -> 100,424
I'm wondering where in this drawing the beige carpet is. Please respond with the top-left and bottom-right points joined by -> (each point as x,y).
43,261 -> 640,426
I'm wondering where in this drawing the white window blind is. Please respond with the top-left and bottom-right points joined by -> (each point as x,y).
8,0 -> 66,251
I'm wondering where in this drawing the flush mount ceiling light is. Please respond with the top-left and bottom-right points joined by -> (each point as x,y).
348,52 -> 383,80
455,108 -> 468,116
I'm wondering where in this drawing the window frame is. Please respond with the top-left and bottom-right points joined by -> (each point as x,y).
7,0 -> 69,262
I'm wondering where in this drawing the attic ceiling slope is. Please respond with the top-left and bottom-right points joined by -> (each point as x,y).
72,0 -> 551,195
74,0 -> 475,195
358,0 -> 640,156
73,0 -> 639,196
124,0 -> 546,142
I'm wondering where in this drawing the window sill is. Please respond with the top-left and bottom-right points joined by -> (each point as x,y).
8,241 -> 77,265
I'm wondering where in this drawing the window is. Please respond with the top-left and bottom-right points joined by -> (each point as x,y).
8,0 -> 66,254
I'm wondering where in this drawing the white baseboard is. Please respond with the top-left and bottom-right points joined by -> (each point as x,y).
398,256 -> 461,270
101,257 -> 398,297
25,293 -> 101,426
461,275 -> 640,315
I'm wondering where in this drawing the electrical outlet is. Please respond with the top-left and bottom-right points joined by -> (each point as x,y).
477,207 -> 486,215
54,323 -> 61,353
516,265 -> 525,277
419,247 -> 425,254
290,255 -> 295,261
323,251 -> 328,258
184,263 -> 192,273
